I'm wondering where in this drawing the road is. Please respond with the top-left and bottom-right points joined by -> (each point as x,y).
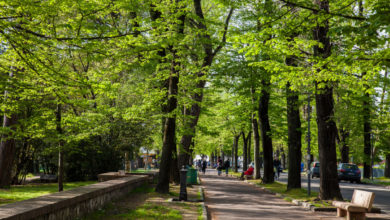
277,172 -> 390,214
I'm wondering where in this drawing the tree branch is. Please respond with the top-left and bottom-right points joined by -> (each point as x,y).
278,0 -> 366,21
12,25 -> 137,41
213,7 -> 234,57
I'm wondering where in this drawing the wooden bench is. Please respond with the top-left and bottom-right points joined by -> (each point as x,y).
244,174 -> 253,180
332,190 -> 375,220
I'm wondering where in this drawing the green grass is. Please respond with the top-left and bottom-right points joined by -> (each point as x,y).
130,169 -> 157,173
0,181 -> 96,206
362,177 -> 390,186
117,203 -> 182,219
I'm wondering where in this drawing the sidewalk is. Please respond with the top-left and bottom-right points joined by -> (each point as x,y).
199,171 -> 389,220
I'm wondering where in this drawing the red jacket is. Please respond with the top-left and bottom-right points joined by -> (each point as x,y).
244,166 -> 254,175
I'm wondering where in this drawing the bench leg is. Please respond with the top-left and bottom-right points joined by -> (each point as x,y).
347,211 -> 365,220
337,208 -> 347,217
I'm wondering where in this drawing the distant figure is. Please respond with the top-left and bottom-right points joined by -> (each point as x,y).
224,159 -> 230,176
273,157 -> 281,179
217,156 -> 223,176
240,164 -> 254,179
197,159 -> 202,171
202,159 -> 207,174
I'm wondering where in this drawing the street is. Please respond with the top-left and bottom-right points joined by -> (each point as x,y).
277,172 -> 390,214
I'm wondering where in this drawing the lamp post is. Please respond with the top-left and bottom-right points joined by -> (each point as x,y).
179,166 -> 188,201
306,94 -> 312,196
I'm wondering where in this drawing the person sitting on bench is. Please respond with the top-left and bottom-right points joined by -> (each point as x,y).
240,164 -> 254,179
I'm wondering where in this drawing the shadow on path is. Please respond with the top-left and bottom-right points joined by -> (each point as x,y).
200,172 -> 333,220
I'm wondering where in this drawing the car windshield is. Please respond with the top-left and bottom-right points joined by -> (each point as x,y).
341,164 -> 358,169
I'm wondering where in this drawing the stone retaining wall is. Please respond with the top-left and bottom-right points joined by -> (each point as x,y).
0,175 -> 150,220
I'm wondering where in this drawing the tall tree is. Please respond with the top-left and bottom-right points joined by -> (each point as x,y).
0,71 -> 17,188
313,0 -> 343,200
178,1 -> 234,170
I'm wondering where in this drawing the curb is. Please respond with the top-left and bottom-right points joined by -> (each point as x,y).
198,176 -> 209,220
199,186 -> 208,220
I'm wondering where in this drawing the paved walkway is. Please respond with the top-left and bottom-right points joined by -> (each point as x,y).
199,171 -> 388,220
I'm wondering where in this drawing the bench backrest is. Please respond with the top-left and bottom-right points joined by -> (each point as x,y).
351,190 -> 375,211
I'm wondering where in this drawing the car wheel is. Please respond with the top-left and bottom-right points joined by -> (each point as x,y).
350,180 -> 354,183
356,179 -> 361,184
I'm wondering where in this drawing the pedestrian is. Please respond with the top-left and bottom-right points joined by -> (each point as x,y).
217,156 -> 223,176
197,159 -> 202,172
202,159 -> 207,174
273,157 -> 281,179
224,159 -> 230,176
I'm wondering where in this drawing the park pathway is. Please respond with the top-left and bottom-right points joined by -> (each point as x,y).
200,171 -> 335,220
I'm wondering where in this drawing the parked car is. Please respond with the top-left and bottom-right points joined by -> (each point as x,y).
311,162 -> 320,178
337,163 -> 361,183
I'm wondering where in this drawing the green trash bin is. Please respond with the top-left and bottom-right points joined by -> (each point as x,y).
186,167 -> 198,185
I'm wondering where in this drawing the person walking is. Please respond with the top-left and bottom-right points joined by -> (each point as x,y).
224,159 -> 230,176
273,157 -> 281,179
202,159 -> 207,174
217,156 -> 223,176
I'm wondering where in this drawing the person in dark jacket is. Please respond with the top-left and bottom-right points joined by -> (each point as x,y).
201,159 -> 207,174
224,159 -> 230,176
217,156 -> 223,176
273,157 -> 281,179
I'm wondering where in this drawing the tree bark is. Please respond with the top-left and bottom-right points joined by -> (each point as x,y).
259,79 -> 273,183
313,0 -> 343,200
363,92 -> 371,179
0,71 -> 17,188
242,131 -> 250,172
156,62 -> 179,193
170,142 -> 180,184
234,134 -> 240,172
154,1 -> 185,193
251,88 -> 261,179
248,131 -> 251,165
339,128 -> 349,163
286,82 -> 302,190
385,154 -> 390,178
56,104 -> 64,192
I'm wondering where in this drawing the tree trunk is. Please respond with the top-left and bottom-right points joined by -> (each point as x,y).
0,72 -> 17,188
242,131 -> 250,172
156,68 -> 179,193
170,143 -> 180,184
234,134 -> 240,172
251,89 -> 261,179
286,82 -> 302,190
363,92 -> 371,179
178,1 -> 233,170
339,128 -> 349,163
313,0 -> 343,201
385,154 -> 390,178
248,131 -> 251,165
259,79 -> 273,183
56,104 -> 64,192
0,115 -> 17,188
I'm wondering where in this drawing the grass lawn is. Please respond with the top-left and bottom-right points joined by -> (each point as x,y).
0,181 -> 96,206
362,177 -> 390,186
82,184 -> 203,220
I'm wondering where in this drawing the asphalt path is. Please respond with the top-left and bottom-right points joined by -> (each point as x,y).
277,172 -> 390,214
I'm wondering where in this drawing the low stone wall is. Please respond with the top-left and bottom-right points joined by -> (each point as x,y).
98,171 -> 158,183
0,175 -> 150,220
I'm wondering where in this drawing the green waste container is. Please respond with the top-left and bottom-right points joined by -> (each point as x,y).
186,167 -> 198,185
